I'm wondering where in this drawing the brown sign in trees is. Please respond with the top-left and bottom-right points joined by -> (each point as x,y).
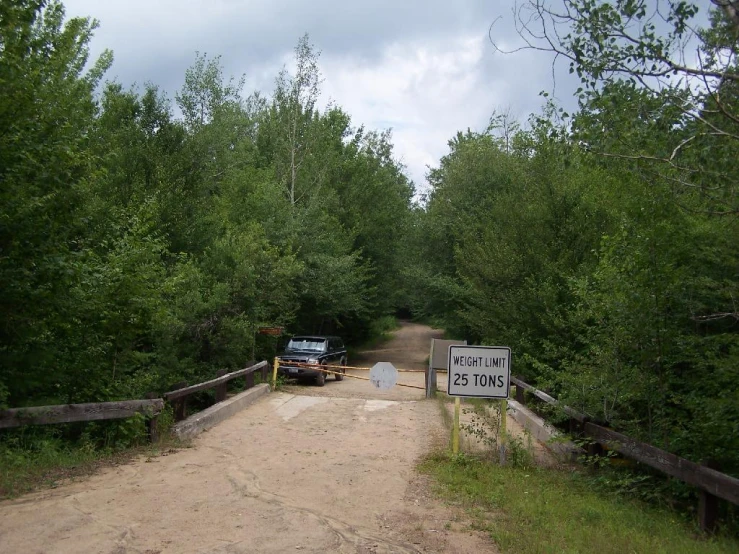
258,327 -> 283,336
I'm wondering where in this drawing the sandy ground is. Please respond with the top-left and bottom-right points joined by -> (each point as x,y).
0,322 -> 500,554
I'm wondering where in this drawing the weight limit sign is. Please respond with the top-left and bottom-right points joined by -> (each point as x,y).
447,345 -> 511,399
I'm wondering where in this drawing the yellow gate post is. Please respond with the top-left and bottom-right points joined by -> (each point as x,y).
272,358 -> 279,390
452,397 -> 461,454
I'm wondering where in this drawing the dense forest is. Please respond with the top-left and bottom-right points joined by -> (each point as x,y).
407,0 -> 739,478
1,3 -> 414,410
1,0 -> 738,487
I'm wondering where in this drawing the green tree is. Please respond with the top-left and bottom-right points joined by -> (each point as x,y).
268,34 -> 324,206
0,0 -> 112,406
502,0 -> 739,214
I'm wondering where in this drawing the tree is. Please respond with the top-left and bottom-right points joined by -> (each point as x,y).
419,102 -> 739,475
0,0 -> 112,406
176,52 -> 245,129
0,18 -> 416,418
268,34 -> 324,205
495,0 -> 739,215
333,127 -> 415,317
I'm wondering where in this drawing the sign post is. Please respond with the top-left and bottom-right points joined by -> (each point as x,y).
452,397 -> 461,454
447,345 -> 511,462
426,339 -> 466,398
500,398 -> 508,465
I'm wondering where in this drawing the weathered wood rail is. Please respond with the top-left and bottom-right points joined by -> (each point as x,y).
511,376 -> 739,533
0,399 -> 164,429
164,360 -> 269,422
512,376 -> 586,422
0,361 -> 270,441
0,399 -> 164,441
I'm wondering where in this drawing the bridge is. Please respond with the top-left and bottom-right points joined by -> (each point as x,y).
0,322 -> 509,554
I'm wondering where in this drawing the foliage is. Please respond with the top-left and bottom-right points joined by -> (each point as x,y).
461,400 -> 535,469
413,3 -> 739,493
501,0 -> 739,215
368,315 -> 400,341
420,451 -> 739,553
0,3 -> 413,440
1,0 -> 113,406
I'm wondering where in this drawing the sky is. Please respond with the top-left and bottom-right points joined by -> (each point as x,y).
62,0 -> 582,194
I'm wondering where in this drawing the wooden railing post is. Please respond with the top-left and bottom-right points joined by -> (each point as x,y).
244,360 -> 255,390
144,392 -> 160,443
515,376 -> 525,404
148,416 -> 159,443
569,413 -> 588,437
215,370 -> 228,403
569,418 -> 581,437
169,381 -> 188,422
699,490 -> 719,533
699,460 -> 720,533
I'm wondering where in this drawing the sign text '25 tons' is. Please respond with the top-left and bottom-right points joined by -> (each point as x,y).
447,345 -> 511,398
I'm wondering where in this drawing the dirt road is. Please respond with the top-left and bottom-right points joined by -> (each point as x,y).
289,321 -> 445,401
0,322 -> 495,553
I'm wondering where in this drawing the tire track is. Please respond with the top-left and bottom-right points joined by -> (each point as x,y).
225,468 -> 421,554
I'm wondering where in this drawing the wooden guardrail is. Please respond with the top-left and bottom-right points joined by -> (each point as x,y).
0,361 -> 269,441
511,376 -> 739,533
512,376 -> 586,422
164,360 -> 269,422
0,399 -> 164,441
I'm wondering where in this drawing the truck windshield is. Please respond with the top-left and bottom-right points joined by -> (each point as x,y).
287,338 -> 326,352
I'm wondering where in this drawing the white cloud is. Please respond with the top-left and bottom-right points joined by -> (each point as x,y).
321,36 -> 504,193
61,0 -> 579,195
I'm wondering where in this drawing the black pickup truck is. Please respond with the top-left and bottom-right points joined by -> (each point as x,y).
277,335 -> 347,386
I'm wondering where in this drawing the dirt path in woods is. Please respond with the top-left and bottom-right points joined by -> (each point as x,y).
1,321 -> 507,553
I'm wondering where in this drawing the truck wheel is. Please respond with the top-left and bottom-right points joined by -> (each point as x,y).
315,366 -> 326,387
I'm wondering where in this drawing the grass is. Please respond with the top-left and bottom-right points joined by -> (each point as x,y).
426,394 -> 739,553
0,440 -> 180,498
0,410 -> 187,499
419,451 -> 739,553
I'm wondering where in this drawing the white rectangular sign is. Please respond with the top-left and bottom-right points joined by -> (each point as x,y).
447,345 -> 511,398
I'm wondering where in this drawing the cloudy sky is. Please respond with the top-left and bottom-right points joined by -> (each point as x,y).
62,0 -> 581,193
